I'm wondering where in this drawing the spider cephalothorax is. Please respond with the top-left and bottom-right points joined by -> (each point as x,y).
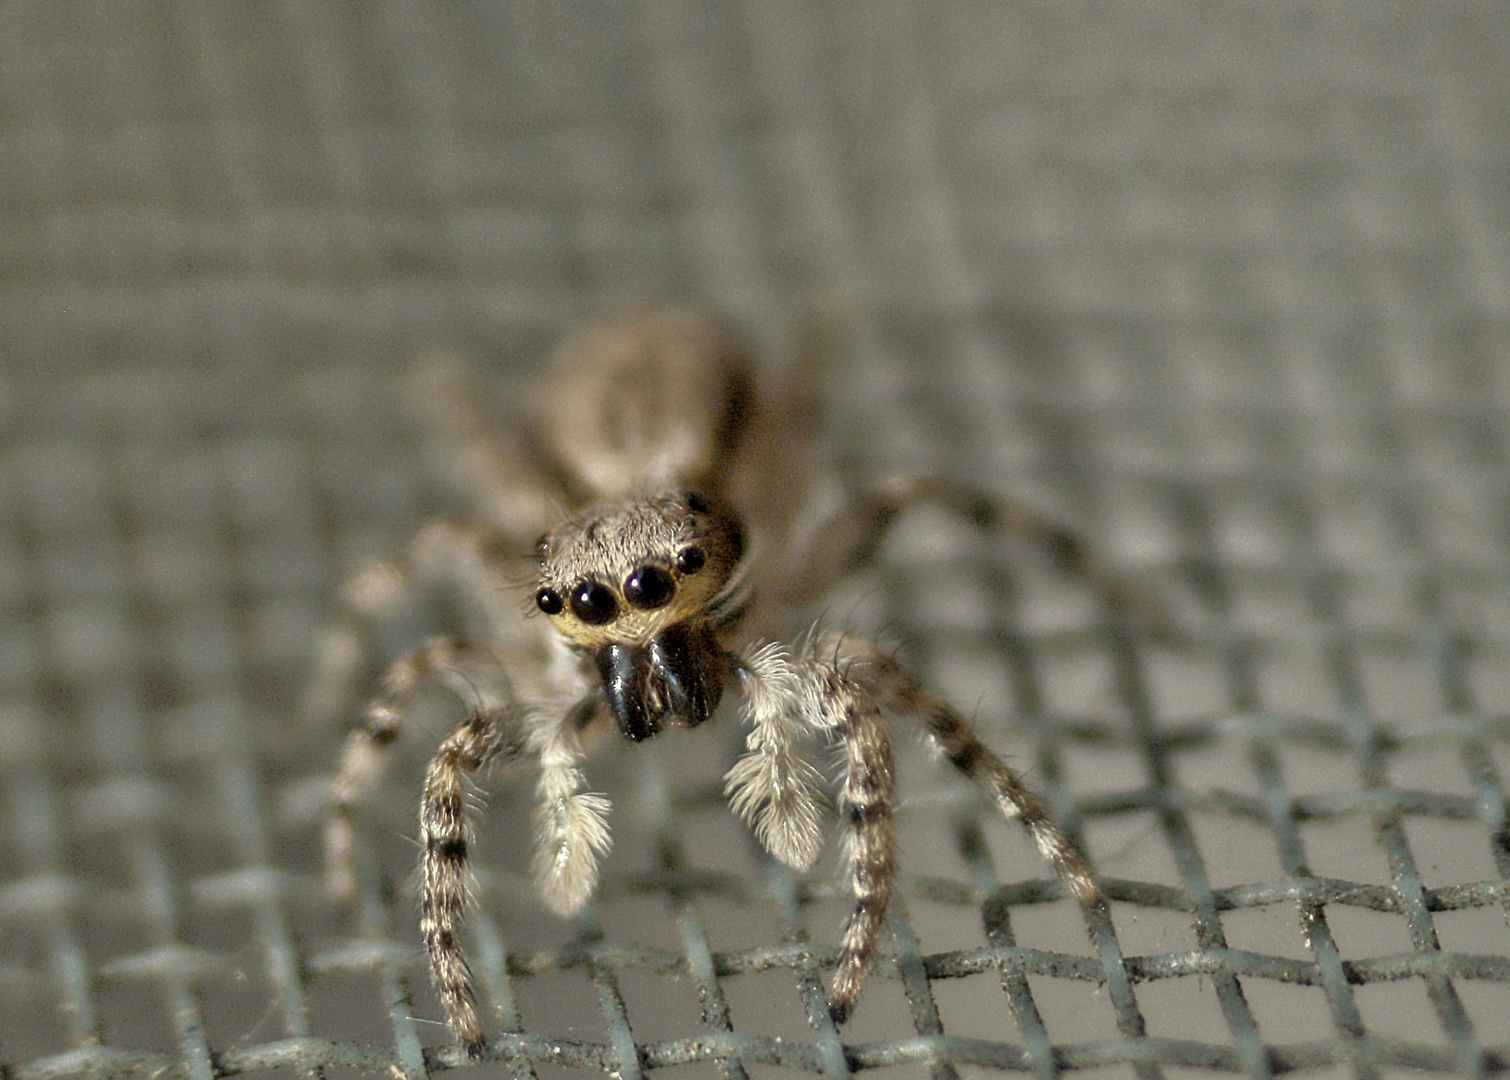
534,490 -> 746,741
313,306 -> 1113,1059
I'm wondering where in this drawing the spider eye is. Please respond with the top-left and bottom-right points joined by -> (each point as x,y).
623,565 -> 675,609
570,580 -> 619,624
535,587 -> 563,615
684,491 -> 711,515
676,546 -> 706,576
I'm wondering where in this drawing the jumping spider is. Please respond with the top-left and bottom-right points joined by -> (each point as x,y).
312,308 -> 1116,1058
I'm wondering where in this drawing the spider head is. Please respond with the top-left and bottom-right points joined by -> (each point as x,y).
533,491 -> 745,741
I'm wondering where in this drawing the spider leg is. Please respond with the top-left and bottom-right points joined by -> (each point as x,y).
530,700 -> 613,918
325,635 -> 508,899
303,558 -> 409,733
772,474 -> 1168,631
727,641 -> 898,1022
827,633 -> 1100,907
420,701 -> 534,1059
805,656 -> 898,1023
304,518 -> 529,731
725,643 -> 826,871
407,349 -> 561,546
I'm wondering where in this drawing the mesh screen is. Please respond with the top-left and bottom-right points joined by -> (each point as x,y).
2,3 -> 1509,1078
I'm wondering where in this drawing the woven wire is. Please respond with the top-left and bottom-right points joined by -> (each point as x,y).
3,2 -> 1510,1078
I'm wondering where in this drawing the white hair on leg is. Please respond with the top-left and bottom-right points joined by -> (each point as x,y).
724,641 -> 826,870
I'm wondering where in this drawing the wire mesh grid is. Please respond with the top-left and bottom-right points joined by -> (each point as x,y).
2,2 -> 1510,1078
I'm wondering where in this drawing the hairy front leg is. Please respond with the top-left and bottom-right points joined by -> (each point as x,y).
420,703 -> 533,1058
809,659 -> 897,1023
829,633 -> 1100,907
326,636 -> 506,899
530,706 -> 613,917
725,642 -> 898,1022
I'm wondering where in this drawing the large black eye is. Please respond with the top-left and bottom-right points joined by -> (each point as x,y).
570,580 -> 619,624
623,565 -> 675,609
676,546 -> 706,576
535,587 -> 563,615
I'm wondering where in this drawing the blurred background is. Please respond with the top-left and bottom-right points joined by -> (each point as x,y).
1,3 -> 1509,1078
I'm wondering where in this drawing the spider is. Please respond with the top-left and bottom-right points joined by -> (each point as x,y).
311,307 -> 1120,1058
